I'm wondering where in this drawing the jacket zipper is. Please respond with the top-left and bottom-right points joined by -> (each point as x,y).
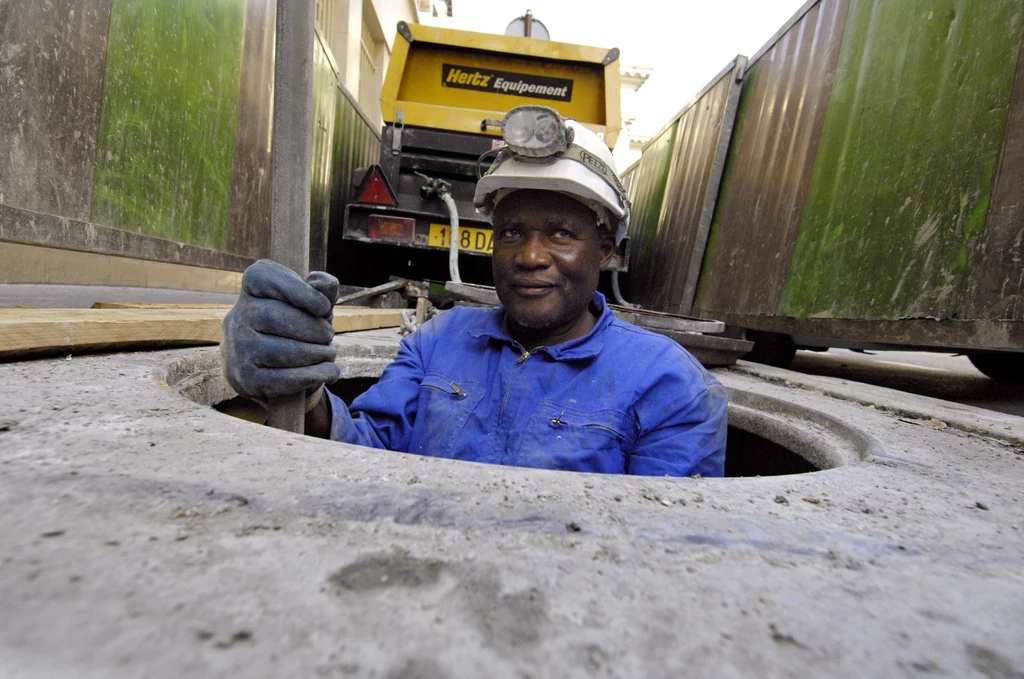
423,381 -> 466,398
498,342 -> 537,427
549,413 -> 621,437
583,423 -> 621,437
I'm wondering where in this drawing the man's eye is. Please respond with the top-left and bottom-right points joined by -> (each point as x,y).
499,228 -> 521,239
553,228 -> 573,239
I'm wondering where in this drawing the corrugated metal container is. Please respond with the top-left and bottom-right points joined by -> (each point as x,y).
777,0 -> 1024,326
620,159 -> 639,196
323,81 -> 382,269
90,0 -> 248,252
626,58 -> 745,314
308,28 -> 340,274
628,0 -> 1024,351
622,121 -> 676,301
227,0 -> 276,260
695,0 -> 851,318
971,36 -> 1024,324
0,0 -> 346,276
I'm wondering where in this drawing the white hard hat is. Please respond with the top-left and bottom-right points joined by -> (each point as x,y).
474,107 -> 631,244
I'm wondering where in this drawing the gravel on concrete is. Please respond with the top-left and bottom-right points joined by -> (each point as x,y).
0,338 -> 1022,678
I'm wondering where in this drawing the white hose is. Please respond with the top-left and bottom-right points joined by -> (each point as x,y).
441,192 -> 462,284
612,270 -> 639,309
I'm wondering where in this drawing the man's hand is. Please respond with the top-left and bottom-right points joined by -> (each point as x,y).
222,259 -> 341,403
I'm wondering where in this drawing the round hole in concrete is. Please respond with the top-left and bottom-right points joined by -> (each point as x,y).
165,349 -> 875,478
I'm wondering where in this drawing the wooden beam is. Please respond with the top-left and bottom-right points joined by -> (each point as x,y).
91,302 -> 232,309
0,307 -> 403,359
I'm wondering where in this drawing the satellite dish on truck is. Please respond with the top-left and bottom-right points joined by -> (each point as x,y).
504,10 -> 550,39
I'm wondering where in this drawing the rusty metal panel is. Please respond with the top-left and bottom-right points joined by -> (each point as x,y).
781,0 -> 1024,321
228,0 -> 276,260
694,0 -> 851,316
0,0 -> 112,221
629,58 -> 746,315
969,32 -> 1024,322
308,28 -> 339,273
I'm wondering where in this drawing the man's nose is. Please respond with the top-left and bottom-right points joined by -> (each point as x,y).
514,232 -> 552,268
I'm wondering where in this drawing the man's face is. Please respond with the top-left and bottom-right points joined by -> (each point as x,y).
491,190 -> 614,347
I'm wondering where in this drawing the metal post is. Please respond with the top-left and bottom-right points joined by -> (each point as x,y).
266,0 -> 315,433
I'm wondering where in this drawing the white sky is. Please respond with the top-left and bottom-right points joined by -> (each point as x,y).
437,1 -> 808,141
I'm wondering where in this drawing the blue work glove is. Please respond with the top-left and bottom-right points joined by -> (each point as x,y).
222,259 -> 341,403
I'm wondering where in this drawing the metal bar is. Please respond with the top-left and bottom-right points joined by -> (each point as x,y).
266,0 -> 316,433
443,281 -> 500,306
614,309 -> 725,334
335,279 -> 407,305
678,55 -> 747,315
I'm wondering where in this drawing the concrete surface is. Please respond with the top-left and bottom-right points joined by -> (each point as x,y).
732,360 -> 1024,445
0,284 -> 239,309
1,335 -> 1023,678
789,349 -> 1024,418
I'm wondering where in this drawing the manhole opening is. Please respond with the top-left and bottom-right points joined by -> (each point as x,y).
725,427 -> 817,476
168,352 -> 871,479
212,378 -> 850,478
321,378 -> 826,477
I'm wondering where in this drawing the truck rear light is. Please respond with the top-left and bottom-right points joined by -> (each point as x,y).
368,215 -> 415,243
355,166 -> 398,206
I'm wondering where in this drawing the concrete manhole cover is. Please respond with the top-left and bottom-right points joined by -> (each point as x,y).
164,347 -> 878,479
2,344 -> 1022,677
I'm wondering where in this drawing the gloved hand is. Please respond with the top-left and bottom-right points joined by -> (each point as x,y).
222,259 -> 341,403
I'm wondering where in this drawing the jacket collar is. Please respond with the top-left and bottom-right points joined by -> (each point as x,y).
468,291 -> 615,361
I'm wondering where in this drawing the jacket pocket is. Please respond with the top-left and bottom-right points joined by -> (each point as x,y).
514,401 -> 633,473
410,373 -> 482,458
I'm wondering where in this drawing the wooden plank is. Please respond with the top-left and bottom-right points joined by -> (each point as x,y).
0,307 -> 403,359
331,307 -> 406,333
91,302 -> 232,309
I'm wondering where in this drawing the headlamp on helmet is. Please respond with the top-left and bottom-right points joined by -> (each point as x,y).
501,106 -> 573,159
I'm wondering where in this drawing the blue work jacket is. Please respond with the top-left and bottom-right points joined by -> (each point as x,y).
327,292 -> 727,476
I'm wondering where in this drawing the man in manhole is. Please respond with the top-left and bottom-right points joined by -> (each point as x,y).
223,106 -> 727,476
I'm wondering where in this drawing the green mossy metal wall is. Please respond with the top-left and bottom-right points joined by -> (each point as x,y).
92,0 -> 246,251
325,86 -> 381,269
2,0 -> 381,275
693,0 -> 850,317
623,122 -> 677,295
781,0 -> 1024,320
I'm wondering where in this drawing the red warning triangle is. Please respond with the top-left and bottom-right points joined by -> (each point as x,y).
355,165 -> 398,206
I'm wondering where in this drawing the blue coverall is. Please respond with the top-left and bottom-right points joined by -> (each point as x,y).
326,292 -> 728,476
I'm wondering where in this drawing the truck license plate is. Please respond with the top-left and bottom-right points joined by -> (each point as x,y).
428,224 -> 493,254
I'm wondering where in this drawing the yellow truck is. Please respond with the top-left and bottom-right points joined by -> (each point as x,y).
333,21 -> 623,285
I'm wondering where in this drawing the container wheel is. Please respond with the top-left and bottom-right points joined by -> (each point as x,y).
744,330 -> 796,369
967,351 -> 1024,383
